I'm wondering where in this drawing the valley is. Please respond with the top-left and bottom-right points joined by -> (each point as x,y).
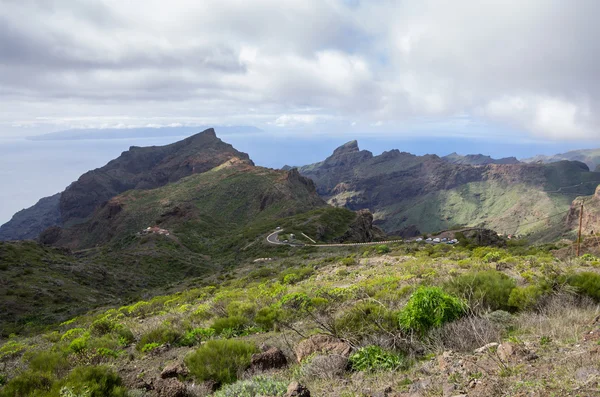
2,129 -> 600,397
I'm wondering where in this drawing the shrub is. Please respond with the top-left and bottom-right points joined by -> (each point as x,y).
565,272 -> 600,301
428,316 -> 503,352
69,337 -> 88,354
211,316 -> 250,336
96,347 -> 120,359
60,328 -> 86,342
254,307 -> 280,331
483,251 -> 503,263
90,318 -> 114,336
185,340 -> 258,385
398,286 -> 465,334
28,351 -> 70,377
0,371 -> 54,397
334,301 -> 398,341
213,376 -> 288,397
114,326 -> 135,346
376,245 -> 390,254
349,346 -> 408,372
61,365 -> 127,397
141,343 -> 161,353
507,284 -> 547,311
136,326 -> 181,351
179,327 -> 215,347
448,271 -> 516,311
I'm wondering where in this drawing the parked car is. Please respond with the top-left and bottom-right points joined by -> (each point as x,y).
426,238 -> 433,242
433,238 -> 441,243
415,237 -> 423,242
283,240 -> 288,243
441,238 -> 448,242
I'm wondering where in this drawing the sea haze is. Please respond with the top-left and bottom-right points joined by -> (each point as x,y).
0,131 -> 597,226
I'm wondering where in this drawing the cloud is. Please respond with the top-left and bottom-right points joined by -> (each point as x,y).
1,0 -> 600,139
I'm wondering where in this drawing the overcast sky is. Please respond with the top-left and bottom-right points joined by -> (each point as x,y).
2,0 -> 600,140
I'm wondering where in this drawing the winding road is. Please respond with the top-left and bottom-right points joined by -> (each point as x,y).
266,229 -> 403,247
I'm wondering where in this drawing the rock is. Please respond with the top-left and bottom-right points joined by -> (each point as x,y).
496,342 -> 515,362
251,346 -> 288,371
284,381 -> 311,397
333,209 -> 387,243
154,378 -> 187,397
295,334 -> 352,363
160,362 -> 189,379
474,342 -> 499,354
303,354 -> 348,378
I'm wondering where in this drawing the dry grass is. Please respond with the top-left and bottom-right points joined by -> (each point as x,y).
516,292 -> 599,344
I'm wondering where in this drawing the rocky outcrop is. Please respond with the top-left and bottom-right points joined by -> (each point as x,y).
566,185 -> 600,235
153,377 -> 187,397
160,362 -> 188,379
334,209 -> 386,243
250,346 -> 288,371
295,334 -> 352,363
284,382 -> 311,397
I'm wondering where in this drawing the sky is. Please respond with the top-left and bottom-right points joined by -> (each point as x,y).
1,0 -> 600,142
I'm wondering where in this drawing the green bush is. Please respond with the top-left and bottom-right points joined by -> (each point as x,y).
179,327 -> 215,347
0,371 -> 54,397
448,271 -> 516,311
507,284 -> 547,311
90,318 -> 114,336
141,343 -> 161,353
254,307 -> 280,331
60,328 -> 85,342
565,272 -> 600,301
61,366 -> 127,397
335,302 -> 398,340
28,351 -> 70,377
185,340 -> 258,385
213,376 -> 288,397
136,326 -> 181,351
211,316 -> 250,335
376,245 -> 390,254
69,337 -> 88,354
349,346 -> 408,372
398,286 -> 465,334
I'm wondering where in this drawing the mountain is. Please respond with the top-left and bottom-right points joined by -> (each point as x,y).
0,193 -> 61,241
0,128 -> 252,240
442,152 -> 520,165
296,141 -> 600,237
524,148 -> 600,171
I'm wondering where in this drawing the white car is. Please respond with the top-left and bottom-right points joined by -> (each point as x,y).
433,238 -> 441,243
415,237 -> 423,242
425,238 -> 433,242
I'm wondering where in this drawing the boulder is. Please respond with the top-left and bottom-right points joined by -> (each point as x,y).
154,378 -> 187,397
284,382 -> 311,397
303,354 -> 348,378
250,346 -> 288,371
295,334 -> 352,362
160,362 -> 189,379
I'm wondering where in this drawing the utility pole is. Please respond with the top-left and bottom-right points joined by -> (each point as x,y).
577,203 -> 584,257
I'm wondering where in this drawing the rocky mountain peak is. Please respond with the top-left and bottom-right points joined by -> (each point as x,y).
332,140 -> 360,156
